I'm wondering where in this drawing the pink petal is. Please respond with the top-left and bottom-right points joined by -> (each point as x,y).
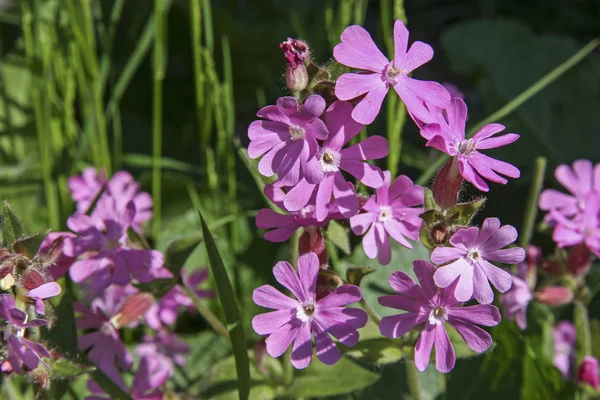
256,104 -> 291,125
378,295 -> 428,313
448,226 -> 479,249
539,190 -> 577,213
350,212 -> 377,235
253,285 -> 298,310
433,259 -> 473,302
317,307 -> 368,330
431,246 -> 466,264
277,141 -> 304,187
434,324 -> 455,373
472,264 -> 494,304
257,141 -> 286,177
447,304 -> 501,327
485,248 -> 526,264
475,218 -> 501,247
334,25 -> 389,72
341,135 -> 389,161
256,209 -> 293,229
315,174 -> 335,222
380,313 -> 428,338
276,97 -> 299,113
332,173 -> 358,218
340,160 -> 385,188
335,73 -> 385,102
264,225 -> 298,243
392,20 -> 409,62
472,153 -> 520,179
480,223 -> 518,252
412,260 -> 439,299
252,309 -> 294,335
383,219 -> 412,248
458,157 -> 489,191
449,320 -> 493,353
414,324 -> 435,372
273,261 -> 307,302
67,213 -> 94,234
376,223 -> 392,265
400,41 -> 434,74
388,270 -> 429,302
471,123 -> 505,141
317,285 -> 362,308
476,133 -> 519,150
362,225 -> 379,259
313,314 -> 361,347
324,101 -> 364,147
477,260 -> 512,293
27,282 -> 61,300
247,120 -> 287,157
297,253 -> 319,303
402,78 -> 451,108
468,155 -> 509,185
351,80 -> 390,125
312,322 -> 341,365
266,320 -> 301,358
284,179 -> 316,212
299,95 -> 326,120
291,322 -> 313,369
445,99 -> 468,134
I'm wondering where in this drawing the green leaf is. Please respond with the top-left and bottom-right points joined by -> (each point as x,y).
326,220 -> 351,255
48,282 -> 78,355
283,357 -> 380,397
346,266 -> 376,286
13,230 -> 49,258
198,210 -> 250,400
446,197 -> 486,226
575,300 -> 592,361
3,200 -> 27,244
91,369 -> 133,400
47,358 -> 95,380
423,188 -> 438,210
127,227 -> 151,250
236,145 -> 278,211
343,338 -> 403,365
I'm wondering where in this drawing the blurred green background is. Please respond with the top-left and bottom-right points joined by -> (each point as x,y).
0,0 -> 599,398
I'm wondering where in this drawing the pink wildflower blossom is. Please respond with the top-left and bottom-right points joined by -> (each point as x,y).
431,218 -> 524,304
379,260 -> 501,373
282,101 -> 388,220
420,98 -> 520,191
350,171 -> 424,265
499,262 -> 532,330
248,95 -> 328,187
252,252 -> 367,369
551,192 -> 600,257
553,321 -> 576,379
539,159 -> 600,222
333,20 -> 450,125
578,356 -> 599,389
68,168 -> 106,213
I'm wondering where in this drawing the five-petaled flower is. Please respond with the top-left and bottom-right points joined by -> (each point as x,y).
334,20 -> 450,125
350,171 -> 424,265
252,252 -> 367,369
420,98 -> 520,192
431,218 -> 524,304
379,260 -> 501,373
550,192 -> 600,257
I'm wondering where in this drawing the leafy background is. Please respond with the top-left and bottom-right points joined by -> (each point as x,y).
0,0 -> 599,398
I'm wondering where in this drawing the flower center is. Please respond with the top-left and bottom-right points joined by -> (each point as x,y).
289,125 -> 305,141
378,206 -> 392,222
296,303 -> 316,322
105,239 -> 120,251
319,149 -> 341,173
457,139 -> 476,155
428,306 -> 448,325
467,249 -> 482,263
385,64 -> 406,83
100,321 -> 117,337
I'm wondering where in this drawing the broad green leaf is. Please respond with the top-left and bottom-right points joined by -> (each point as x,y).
46,358 -> 95,380
13,230 -> 49,258
363,360 -> 443,400
343,337 -> 403,365
446,197 -> 486,226
575,301 -> 592,361
126,227 -> 151,250
346,266 -> 376,286
91,369 -> 133,400
164,234 -> 203,276
326,220 -> 350,255
283,357 -> 380,397
198,210 -> 250,400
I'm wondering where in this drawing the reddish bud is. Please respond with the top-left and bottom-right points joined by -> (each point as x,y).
578,356 -> 599,389
540,259 -> 561,275
31,367 -> 50,389
19,268 -> 46,291
534,286 -> 573,306
280,38 -> 310,68
430,224 -> 448,245
568,244 -> 592,277
315,269 -> 343,301
525,245 -> 542,266
0,360 -> 13,374
357,194 -> 370,209
285,64 -> 309,93
299,228 -> 327,268
432,159 -> 463,209
110,293 -> 154,329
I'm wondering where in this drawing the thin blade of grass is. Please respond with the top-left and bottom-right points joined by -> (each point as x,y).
198,210 -> 250,400
519,157 -> 547,248
416,38 -> 600,186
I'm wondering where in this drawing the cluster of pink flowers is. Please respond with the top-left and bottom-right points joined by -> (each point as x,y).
250,20 -> 527,373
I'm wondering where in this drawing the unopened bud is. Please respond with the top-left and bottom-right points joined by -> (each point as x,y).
535,286 -> 573,306
286,64 -> 309,93
110,293 -> 154,329
315,269 -> 343,301
254,337 -> 268,375
299,228 -> 327,268
432,159 -> 463,209
19,267 -> 46,291
279,38 -> 310,68
578,356 -> 599,389
430,224 -> 448,245
31,367 -> 50,389
357,194 -> 370,209
568,244 -> 591,277
0,360 -> 13,374
525,245 -> 542,266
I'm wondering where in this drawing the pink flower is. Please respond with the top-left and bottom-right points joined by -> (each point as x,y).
551,192 -> 600,257
578,356 -> 599,389
64,196 -> 171,294
136,331 -> 189,370
553,321 -> 576,379
37,232 -> 76,280
499,263 -> 532,330
256,185 -> 343,243
252,252 -> 367,369
431,218 -> 524,304
350,171 -> 424,265
248,95 -> 328,187
18,267 -> 62,315
539,160 -> 600,223
420,98 -> 520,191
333,20 -> 450,125
442,82 -> 464,99
282,101 -> 388,220
68,168 -> 106,213
379,260 -> 501,373
107,171 -> 153,230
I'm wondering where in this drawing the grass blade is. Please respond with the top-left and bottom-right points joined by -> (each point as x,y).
198,210 -> 250,400
519,157 -> 547,248
416,37 -> 600,186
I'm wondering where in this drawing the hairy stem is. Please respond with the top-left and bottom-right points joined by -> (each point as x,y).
520,156 -> 547,248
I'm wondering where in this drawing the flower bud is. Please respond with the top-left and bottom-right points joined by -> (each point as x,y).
578,356 -> 599,389
430,223 -> 448,246
0,360 -> 13,374
432,159 -> 463,209
525,245 -> 542,266
315,269 -> 343,301
534,286 -> 573,306
299,228 -> 327,269
280,38 -> 311,94
110,293 -> 154,329
254,337 -> 268,375
285,64 -> 309,93
568,244 -> 591,277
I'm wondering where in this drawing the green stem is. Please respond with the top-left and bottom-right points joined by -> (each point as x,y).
404,357 -> 423,400
182,285 -> 230,339
152,0 -> 167,239
519,157 -> 547,248
290,230 -> 300,268
416,38 -> 600,186
283,348 -> 294,386
359,298 -> 381,325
